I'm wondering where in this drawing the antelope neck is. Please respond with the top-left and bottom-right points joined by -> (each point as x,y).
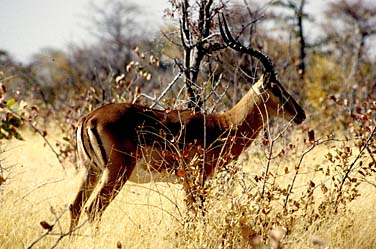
223,84 -> 269,132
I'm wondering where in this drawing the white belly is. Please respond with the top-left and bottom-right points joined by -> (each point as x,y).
128,159 -> 182,184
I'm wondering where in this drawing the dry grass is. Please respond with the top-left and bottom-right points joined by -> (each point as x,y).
287,186 -> 376,249
0,127 -> 375,249
0,129 -> 187,248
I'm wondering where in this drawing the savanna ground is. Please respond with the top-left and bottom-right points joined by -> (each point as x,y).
1,115 -> 375,248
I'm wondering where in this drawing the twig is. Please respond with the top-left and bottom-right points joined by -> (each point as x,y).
27,214 -> 89,249
150,72 -> 182,108
50,219 -> 89,249
137,93 -> 164,108
19,179 -> 65,202
261,121 -> 292,198
136,73 -> 182,109
27,209 -> 68,249
284,137 -> 345,208
339,126 -> 376,192
283,141 -> 317,209
261,139 -> 275,198
127,183 -> 183,220
121,201 -> 183,226
366,146 -> 376,164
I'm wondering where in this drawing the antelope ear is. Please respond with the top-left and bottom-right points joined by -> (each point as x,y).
262,72 -> 273,88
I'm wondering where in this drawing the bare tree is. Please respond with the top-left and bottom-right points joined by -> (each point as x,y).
323,0 -> 376,111
271,0 -> 309,79
85,0 -> 144,73
325,0 -> 376,76
29,49 -> 79,109
177,0 -> 220,110
171,0 -> 268,110
296,0 -> 306,78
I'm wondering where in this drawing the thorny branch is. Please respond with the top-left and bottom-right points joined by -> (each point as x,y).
283,140 -> 318,209
27,209 -> 89,249
339,125 -> 376,192
149,72 -> 183,108
282,135 -> 348,209
49,219 -> 89,249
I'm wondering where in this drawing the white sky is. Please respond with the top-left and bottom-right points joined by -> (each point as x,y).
0,0 -> 167,62
0,0 -> 329,63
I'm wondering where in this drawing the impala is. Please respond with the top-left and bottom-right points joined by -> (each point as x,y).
69,14 -> 306,231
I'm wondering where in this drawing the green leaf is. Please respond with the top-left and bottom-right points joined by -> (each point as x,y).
6,98 -> 16,108
14,131 -> 24,140
9,116 -> 22,127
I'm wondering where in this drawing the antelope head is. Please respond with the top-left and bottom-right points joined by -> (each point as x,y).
219,13 -> 306,127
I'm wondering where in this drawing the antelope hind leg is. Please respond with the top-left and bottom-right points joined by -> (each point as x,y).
70,167 -> 100,231
85,154 -> 135,225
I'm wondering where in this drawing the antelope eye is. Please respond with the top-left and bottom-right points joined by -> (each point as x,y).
271,84 -> 282,97
271,84 -> 289,103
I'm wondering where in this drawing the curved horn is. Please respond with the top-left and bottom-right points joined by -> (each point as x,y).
218,12 -> 276,79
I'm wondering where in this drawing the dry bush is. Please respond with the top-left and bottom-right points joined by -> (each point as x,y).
165,100 -> 375,249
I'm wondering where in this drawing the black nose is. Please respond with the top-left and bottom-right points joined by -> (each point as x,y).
294,111 -> 306,124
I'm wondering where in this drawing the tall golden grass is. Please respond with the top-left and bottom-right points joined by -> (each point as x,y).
0,125 -> 375,248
